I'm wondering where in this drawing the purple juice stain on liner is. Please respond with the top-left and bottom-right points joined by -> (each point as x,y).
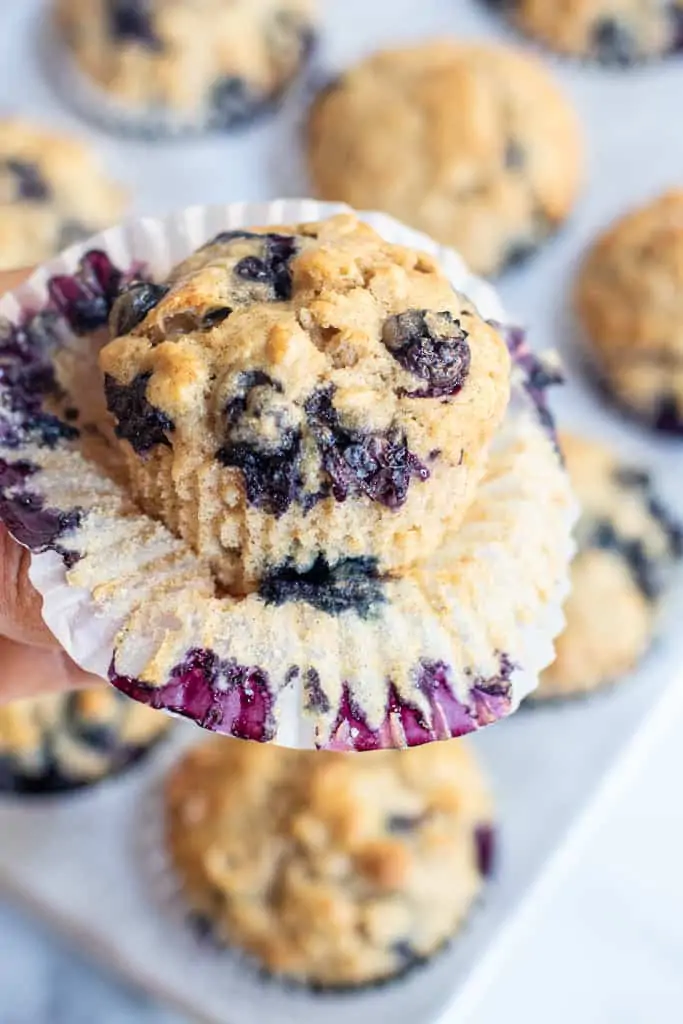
110,648 -> 275,743
493,321 -> 563,450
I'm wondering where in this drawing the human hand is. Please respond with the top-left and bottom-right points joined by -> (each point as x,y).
0,267 -> 103,703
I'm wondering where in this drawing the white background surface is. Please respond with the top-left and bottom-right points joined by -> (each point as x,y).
0,0 -> 682,1021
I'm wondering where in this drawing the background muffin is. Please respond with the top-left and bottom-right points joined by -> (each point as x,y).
0,686 -> 171,794
307,41 -> 583,277
536,433 -> 682,700
576,190 -> 683,435
54,0 -> 317,134
165,736 -> 495,989
100,213 -> 510,591
490,0 -> 683,64
0,118 -> 127,271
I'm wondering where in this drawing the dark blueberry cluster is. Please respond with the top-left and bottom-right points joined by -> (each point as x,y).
217,371 -> 303,515
0,312 -> 79,451
5,159 -> 50,201
306,387 -> 429,509
382,309 -> 471,398
48,250 -> 124,335
109,280 -> 170,337
107,0 -> 162,49
104,371 -> 174,455
591,17 -> 637,64
234,233 -> 298,301
259,555 -> 386,618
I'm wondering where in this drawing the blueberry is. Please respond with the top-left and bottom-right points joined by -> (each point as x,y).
233,233 -> 298,301
107,0 -> 161,49
475,824 -> 496,878
109,281 -> 170,337
259,555 -> 386,618
591,17 -> 637,64
306,387 -> 429,508
200,306 -> 232,330
387,813 -> 424,834
5,159 -> 50,201
504,139 -> 525,170
48,250 -> 123,335
654,393 -> 683,435
217,370 -> 303,514
104,371 -> 174,455
382,309 -> 471,398
210,76 -> 255,129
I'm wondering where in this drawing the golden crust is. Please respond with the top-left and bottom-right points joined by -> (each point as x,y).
54,0 -> 316,119
165,736 -> 493,987
307,41 -> 583,277
100,214 -> 511,591
511,0 -> 682,61
0,118 -> 127,272
575,190 -> 683,426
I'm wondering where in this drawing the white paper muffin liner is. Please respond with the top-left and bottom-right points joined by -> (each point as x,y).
44,12 -> 318,140
0,199 -> 576,750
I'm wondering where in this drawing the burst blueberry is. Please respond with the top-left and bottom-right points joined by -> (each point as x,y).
381,309 -> 471,398
104,371 -> 174,455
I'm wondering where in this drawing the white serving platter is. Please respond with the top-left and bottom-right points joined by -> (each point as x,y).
0,0 -> 682,1022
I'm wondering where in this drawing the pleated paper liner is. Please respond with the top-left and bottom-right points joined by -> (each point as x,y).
0,200 -> 576,750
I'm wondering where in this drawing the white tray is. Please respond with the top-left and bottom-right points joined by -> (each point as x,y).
1,0 -> 683,1022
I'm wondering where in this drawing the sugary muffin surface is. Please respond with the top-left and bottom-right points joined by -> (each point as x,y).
165,736 -> 494,987
576,190 -> 683,434
0,118 -> 126,271
538,432 -> 681,699
101,214 -> 510,590
307,42 -> 583,277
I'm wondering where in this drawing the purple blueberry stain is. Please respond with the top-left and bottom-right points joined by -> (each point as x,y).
259,555 -> 386,618
49,250 -> 124,335
306,387 -> 429,509
382,309 -> 471,398
493,321 -> 563,450
110,648 -> 275,742
104,371 -> 174,455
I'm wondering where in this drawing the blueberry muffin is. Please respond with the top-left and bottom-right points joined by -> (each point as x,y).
576,191 -> 683,434
0,119 -> 127,272
306,42 -> 583,278
165,736 -> 495,988
0,687 -> 171,793
99,214 -> 511,591
490,0 -> 683,64
537,433 -> 681,700
54,0 -> 317,134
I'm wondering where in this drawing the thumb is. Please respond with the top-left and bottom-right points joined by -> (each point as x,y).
0,525 -> 58,648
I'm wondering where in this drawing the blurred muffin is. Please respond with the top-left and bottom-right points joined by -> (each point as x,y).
99,214 -> 510,591
54,0 -> 317,135
165,737 -> 495,988
0,688 -> 171,794
576,190 -> 683,435
307,41 -> 583,277
537,433 -> 681,700
0,119 -> 127,272
491,0 -> 683,64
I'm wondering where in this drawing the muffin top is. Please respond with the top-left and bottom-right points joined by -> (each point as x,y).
100,214 -> 510,585
576,190 -> 683,432
504,0 -> 683,63
55,0 -> 316,126
307,42 -> 583,276
539,432 -> 682,697
165,736 -> 494,987
0,687 -> 170,783
0,119 -> 127,272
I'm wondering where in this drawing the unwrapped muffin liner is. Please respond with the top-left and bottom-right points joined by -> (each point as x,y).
0,199 -> 576,750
